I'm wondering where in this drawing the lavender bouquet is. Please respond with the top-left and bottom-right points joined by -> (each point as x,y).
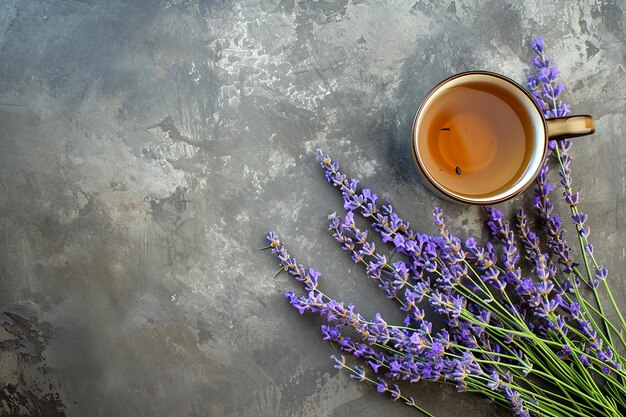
266,37 -> 626,417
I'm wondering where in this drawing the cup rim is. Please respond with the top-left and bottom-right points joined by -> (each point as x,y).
411,70 -> 548,205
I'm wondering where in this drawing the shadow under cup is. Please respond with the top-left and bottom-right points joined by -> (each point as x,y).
411,72 -> 547,205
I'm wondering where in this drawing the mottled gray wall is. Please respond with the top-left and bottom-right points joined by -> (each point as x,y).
0,1 -> 624,416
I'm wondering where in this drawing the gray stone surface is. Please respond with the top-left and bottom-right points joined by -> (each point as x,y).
0,0 -> 624,416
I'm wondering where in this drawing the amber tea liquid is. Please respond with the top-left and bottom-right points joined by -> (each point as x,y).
417,79 -> 535,197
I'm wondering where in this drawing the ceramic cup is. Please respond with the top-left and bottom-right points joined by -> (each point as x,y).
411,71 -> 594,205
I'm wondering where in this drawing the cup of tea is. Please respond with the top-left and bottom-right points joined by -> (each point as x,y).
411,71 -> 594,205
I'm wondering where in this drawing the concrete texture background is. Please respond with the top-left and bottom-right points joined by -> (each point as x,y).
0,0 -> 624,416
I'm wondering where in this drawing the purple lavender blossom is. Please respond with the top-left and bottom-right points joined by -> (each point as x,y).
349,365 -> 367,382
376,378 -> 387,393
322,325 -> 341,341
388,384 -> 402,401
531,36 -> 544,54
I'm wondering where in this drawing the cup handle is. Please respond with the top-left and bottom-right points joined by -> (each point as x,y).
546,115 -> 595,140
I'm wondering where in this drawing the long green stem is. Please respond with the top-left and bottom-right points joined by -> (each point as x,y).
462,312 -> 619,410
